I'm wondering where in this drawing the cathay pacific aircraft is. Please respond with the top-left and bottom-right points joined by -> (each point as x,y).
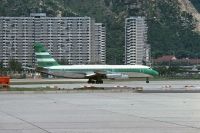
34,43 -> 158,84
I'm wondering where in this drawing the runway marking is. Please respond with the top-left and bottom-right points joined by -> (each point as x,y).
41,93 -> 200,130
0,109 -> 52,133
94,107 -> 200,130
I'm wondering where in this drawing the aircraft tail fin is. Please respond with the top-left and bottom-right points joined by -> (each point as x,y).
34,43 -> 59,67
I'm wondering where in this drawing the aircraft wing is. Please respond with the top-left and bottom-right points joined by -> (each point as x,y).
85,71 -> 127,80
85,72 -> 96,77
85,71 -> 107,78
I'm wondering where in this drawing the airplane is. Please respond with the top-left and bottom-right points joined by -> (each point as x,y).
34,43 -> 159,84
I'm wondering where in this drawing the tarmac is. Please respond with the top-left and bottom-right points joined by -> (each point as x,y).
0,92 -> 200,133
1,79 -> 200,132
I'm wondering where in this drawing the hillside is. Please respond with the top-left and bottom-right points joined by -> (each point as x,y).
189,0 -> 200,12
1,0 -> 200,64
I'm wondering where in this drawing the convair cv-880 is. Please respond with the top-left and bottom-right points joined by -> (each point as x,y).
34,43 -> 159,84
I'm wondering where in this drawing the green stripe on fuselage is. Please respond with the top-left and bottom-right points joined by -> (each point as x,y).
36,55 -> 52,58
37,62 -> 59,67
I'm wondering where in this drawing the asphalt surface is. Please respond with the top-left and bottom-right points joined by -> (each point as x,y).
0,93 -> 200,133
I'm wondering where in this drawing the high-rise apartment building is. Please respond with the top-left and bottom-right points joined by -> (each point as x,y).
125,16 -> 149,65
0,13 -> 106,67
91,23 -> 106,64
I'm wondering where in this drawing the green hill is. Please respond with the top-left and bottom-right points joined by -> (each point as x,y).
189,0 -> 200,12
1,0 -> 200,64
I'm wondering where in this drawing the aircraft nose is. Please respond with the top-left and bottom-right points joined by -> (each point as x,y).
152,69 -> 159,76
144,68 -> 159,76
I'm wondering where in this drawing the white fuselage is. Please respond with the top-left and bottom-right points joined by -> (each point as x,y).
43,65 -> 157,79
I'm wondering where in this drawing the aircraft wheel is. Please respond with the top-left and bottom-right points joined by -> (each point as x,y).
146,78 -> 149,83
96,79 -> 103,84
100,80 -> 103,84
88,79 -> 95,84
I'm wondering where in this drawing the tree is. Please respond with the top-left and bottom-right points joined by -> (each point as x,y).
58,59 -> 69,65
8,59 -> 22,73
0,60 -> 3,69
0,60 -> 3,75
0,60 -> 9,76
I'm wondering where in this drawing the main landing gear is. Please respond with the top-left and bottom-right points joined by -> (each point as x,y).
88,77 -> 103,84
146,77 -> 149,83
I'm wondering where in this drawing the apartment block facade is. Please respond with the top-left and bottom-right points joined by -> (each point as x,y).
0,13 -> 106,67
125,16 -> 149,65
92,23 -> 106,64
